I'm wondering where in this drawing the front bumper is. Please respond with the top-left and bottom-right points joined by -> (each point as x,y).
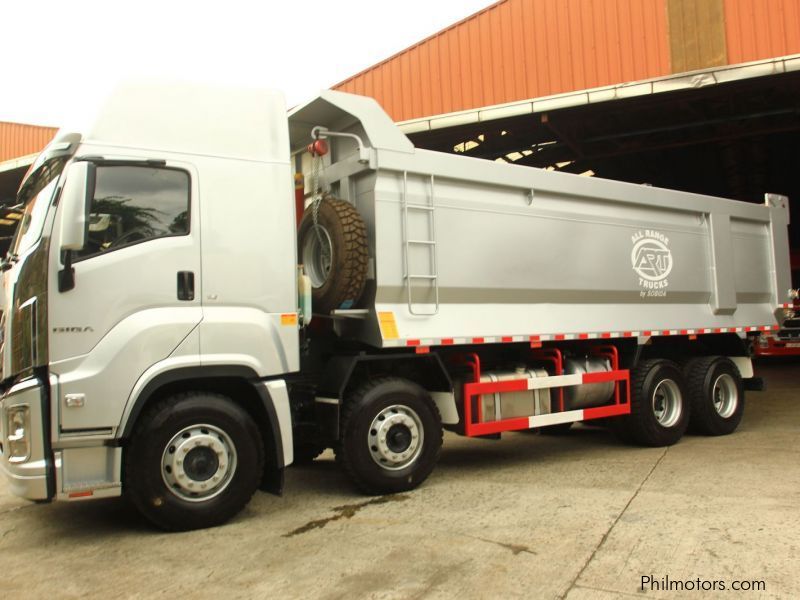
0,456 -> 49,500
0,377 -> 51,501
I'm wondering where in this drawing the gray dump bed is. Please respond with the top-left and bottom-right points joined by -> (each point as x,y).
289,92 -> 791,349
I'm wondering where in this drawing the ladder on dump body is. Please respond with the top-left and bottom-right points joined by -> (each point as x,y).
402,171 -> 440,316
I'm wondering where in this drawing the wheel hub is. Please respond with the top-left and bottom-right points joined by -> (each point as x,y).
162,424 -> 237,502
368,405 -> 424,471
712,373 -> 738,418
386,424 -> 412,453
302,224 -> 333,287
183,446 -> 219,482
652,379 -> 682,428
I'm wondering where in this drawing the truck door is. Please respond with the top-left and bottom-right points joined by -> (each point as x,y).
48,161 -> 202,432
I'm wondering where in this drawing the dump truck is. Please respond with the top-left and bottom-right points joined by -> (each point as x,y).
0,82 -> 792,530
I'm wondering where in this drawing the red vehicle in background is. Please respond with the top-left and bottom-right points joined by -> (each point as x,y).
756,250 -> 800,357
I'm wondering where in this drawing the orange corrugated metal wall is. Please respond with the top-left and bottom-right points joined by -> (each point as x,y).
335,0 -> 671,122
724,0 -> 800,64
0,122 -> 58,164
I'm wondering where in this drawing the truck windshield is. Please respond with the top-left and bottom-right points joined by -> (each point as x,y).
8,157 -> 67,258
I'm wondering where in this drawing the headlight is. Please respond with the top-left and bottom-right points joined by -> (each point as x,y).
7,406 -> 30,463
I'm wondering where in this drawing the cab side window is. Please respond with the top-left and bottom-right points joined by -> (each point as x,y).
77,165 -> 190,259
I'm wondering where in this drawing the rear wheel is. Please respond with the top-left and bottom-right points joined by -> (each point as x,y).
338,377 -> 443,495
125,392 -> 264,531
684,356 -> 744,435
614,359 -> 689,446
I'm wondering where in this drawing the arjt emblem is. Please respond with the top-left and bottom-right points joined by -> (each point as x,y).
631,230 -> 672,296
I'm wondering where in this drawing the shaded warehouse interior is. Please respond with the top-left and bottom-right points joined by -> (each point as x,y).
404,69 -> 800,280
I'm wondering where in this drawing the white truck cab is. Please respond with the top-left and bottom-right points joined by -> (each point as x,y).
1,83 -> 300,528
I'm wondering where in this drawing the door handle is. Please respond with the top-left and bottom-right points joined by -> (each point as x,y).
177,271 -> 195,301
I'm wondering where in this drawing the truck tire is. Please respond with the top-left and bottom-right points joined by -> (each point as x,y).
614,359 -> 689,447
124,392 -> 264,531
298,197 -> 368,314
338,377 -> 443,495
684,356 -> 744,436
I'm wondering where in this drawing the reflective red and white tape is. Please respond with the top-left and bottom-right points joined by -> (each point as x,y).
391,325 -> 779,349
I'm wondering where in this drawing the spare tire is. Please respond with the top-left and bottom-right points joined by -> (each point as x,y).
298,196 -> 368,314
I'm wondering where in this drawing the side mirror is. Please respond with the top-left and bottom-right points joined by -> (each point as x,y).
59,161 -> 95,251
58,161 -> 95,292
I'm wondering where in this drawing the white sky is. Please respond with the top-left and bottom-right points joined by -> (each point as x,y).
1,0 -> 497,127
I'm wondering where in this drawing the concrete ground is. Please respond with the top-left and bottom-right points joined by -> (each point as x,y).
1,361 -> 797,599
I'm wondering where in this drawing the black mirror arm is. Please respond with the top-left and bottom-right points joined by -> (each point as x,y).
58,250 -> 75,292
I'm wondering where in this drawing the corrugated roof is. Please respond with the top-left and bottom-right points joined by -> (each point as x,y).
725,0 -> 800,64
334,0 -> 671,122
335,0 -> 800,124
0,121 -> 57,163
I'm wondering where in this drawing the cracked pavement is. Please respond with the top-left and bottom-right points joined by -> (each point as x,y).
1,362 -> 797,599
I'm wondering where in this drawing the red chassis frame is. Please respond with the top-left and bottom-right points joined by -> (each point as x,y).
460,345 -> 631,437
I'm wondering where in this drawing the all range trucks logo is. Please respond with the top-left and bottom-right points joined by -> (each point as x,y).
631,230 -> 672,297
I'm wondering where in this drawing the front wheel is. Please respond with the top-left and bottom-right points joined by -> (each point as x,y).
125,392 -> 264,531
338,377 -> 443,495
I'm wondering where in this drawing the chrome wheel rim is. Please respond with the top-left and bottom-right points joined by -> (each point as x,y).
161,424 -> 237,502
368,405 -> 424,471
652,379 -> 682,428
302,225 -> 333,287
712,373 -> 738,418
